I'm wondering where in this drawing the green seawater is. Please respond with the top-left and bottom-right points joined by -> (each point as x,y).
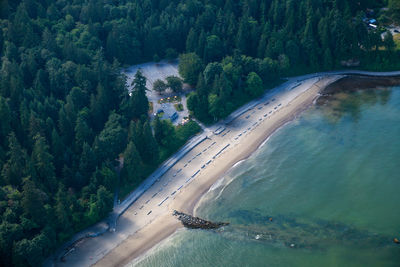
133,86 -> 400,267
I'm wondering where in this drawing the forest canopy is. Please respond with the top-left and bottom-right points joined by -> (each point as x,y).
0,0 -> 398,266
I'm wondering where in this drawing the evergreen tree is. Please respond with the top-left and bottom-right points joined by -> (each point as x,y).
186,92 -> 200,116
302,11 -> 318,68
31,134 -> 57,192
54,185 -> 72,236
1,132 -> 29,186
141,121 -> 159,163
197,30 -> 207,59
153,116 -> 164,145
94,112 -> 127,163
186,28 -> 198,52
78,142 -> 96,181
194,74 -> 210,120
125,70 -> 149,119
236,17 -> 250,54
0,221 -> 23,266
204,35 -> 224,62
178,53 -> 203,85
121,141 -> 143,184
21,179 -> 47,227
51,129 -> 64,173
74,108 -> 93,152
208,93 -> 221,121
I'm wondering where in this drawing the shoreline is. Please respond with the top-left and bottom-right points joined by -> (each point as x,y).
192,117 -> 300,216
51,72 -> 400,267
186,106 -> 310,217
92,75 -> 341,267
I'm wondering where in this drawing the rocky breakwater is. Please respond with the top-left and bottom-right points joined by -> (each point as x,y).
173,210 -> 229,229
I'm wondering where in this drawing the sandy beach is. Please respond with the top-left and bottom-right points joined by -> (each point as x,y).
51,72 -> 400,267
85,75 -> 340,267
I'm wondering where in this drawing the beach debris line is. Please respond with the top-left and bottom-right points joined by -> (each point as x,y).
173,210 -> 229,229
158,197 -> 169,206
212,144 -> 231,159
192,169 -> 200,177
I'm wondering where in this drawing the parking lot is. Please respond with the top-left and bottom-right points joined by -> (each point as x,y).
124,60 -> 191,125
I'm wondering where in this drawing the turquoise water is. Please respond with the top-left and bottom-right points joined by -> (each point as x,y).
134,86 -> 400,267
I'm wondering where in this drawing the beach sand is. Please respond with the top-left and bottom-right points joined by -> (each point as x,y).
79,75 -> 342,267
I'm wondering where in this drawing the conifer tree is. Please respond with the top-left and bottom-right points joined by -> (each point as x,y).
31,134 -> 57,192
121,141 -> 143,184
21,178 -> 47,226
141,121 -> 159,163
1,132 -> 29,186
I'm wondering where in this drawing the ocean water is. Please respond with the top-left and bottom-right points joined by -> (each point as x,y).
133,86 -> 400,267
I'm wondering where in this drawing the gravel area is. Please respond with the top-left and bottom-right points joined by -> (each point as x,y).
124,60 -> 192,125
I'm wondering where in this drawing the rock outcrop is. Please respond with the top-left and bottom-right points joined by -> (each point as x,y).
173,210 -> 229,229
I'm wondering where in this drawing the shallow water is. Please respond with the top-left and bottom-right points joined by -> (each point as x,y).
132,86 -> 400,267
